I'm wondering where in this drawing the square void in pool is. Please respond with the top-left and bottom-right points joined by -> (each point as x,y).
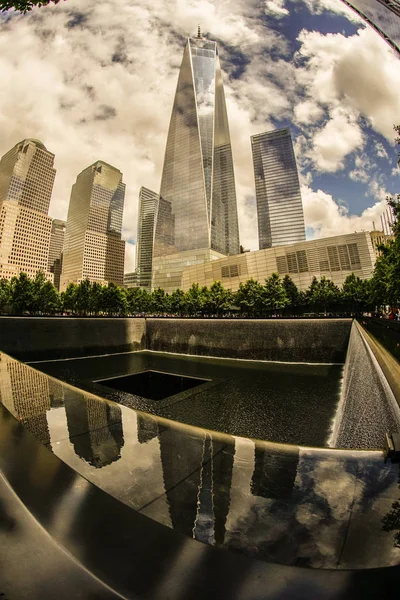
96,370 -> 208,401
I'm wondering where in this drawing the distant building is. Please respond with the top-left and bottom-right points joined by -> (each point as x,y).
369,229 -> 394,256
0,138 -> 56,282
136,187 -> 158,289
48,219 -> 66,291
152,32 -> 240,291
60,161 -> 125,291
182,232 -> 376,293
340,0 -> 400,54
153,248 -> 225,293
123,271 -> 139,288
251,128 -> 306,250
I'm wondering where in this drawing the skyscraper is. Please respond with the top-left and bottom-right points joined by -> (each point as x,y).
251,128 -> 306,250
136,186 -> 159,289
60,161 -> 125,290
0,139 -> 56,281
152,31 -> 240,291
48,218 -> 66,291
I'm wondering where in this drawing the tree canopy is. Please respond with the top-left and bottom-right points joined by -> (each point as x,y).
0,0 -> 63,13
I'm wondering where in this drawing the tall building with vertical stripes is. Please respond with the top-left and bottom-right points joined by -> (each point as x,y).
136,187 -> 158,289
251,128 -> 306,250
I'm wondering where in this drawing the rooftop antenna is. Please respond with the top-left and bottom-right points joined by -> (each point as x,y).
197,24 -> 201,38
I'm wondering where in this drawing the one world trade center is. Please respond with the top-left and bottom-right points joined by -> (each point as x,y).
152,30 -> 240,291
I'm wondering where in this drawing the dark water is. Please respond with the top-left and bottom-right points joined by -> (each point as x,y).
32,351 -> 343,446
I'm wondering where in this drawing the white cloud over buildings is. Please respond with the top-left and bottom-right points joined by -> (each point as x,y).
0,0 -> 399,260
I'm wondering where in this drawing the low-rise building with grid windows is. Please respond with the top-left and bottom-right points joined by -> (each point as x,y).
60,161 -> 125,291
181,232 -> 377,292
0,138 -> 56,282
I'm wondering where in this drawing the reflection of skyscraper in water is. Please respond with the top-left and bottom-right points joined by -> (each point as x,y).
0,355 -> 51,444
136,413 -> 159,445
251,444 -> 299,500
64,391 -> 124,468
48,377 -> 65,408
158,427 -> 234,544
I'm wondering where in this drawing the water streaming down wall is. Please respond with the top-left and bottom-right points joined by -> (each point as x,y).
328,321 -> 400,449
146,318 -> 352,363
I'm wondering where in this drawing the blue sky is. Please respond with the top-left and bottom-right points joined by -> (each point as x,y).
0,0 -> 399,269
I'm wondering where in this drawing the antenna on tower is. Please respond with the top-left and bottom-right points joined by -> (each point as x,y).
197,24 -> 201,38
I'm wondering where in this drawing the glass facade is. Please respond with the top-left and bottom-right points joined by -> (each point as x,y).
340,0 -> 400,53
251,128 -> 306,250
153,35 -> 240,264
61,161 -> 125,290
48,218 -> 66,291
0,139 -> 55,282
136,187 -> 159,289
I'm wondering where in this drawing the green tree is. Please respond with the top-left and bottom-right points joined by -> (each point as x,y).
264,273 -> 289,315
125,287 -> 151,314
90,282 -> 104,316
184,283 -> 206,316
39,280 -> 60,314
342,273 -> 368,314
31,271 -> 47,313
282,275 -> 300,315
0,0 -> 64,12
0,278 -> 11,313
235,278 -> 265,317
102,282 -> 126,316
168,288 -> 185,316
205,281 -> 233,316
61,283 -> 77,314
10,272 -> 33,314
151,287 -> 167,315
307,276 -> 341,315
75,279 -> 91,316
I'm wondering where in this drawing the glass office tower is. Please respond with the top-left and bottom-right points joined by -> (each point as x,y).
153,34 -> 240,263
48,218 -> 66,291
60,161 -> 125,290
136,187 -> 159,289
340,0 -> 400,54
0,138 -> 56,281
251,128 -> 306,249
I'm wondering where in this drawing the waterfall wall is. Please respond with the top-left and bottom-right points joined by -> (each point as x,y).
328,320 -> 400,449
146,318 -> 352,363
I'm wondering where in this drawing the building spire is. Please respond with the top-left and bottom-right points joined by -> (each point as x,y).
197,24 -> 201,39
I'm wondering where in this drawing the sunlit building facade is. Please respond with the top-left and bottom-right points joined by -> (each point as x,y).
60,161 -> 125,291
153,32 -> 240,291
340,0 -> 400,54
182,232 -> 376,292
251,128 -> 306,250
48,218 -> 66,291
0,138 -> 56,282
136,187 -> 158,289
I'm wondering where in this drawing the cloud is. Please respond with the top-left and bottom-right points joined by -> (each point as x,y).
264,0 -> 289,17
302,185 -> 388,238
0,0 -> 397,271
310,108 -> 363,172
